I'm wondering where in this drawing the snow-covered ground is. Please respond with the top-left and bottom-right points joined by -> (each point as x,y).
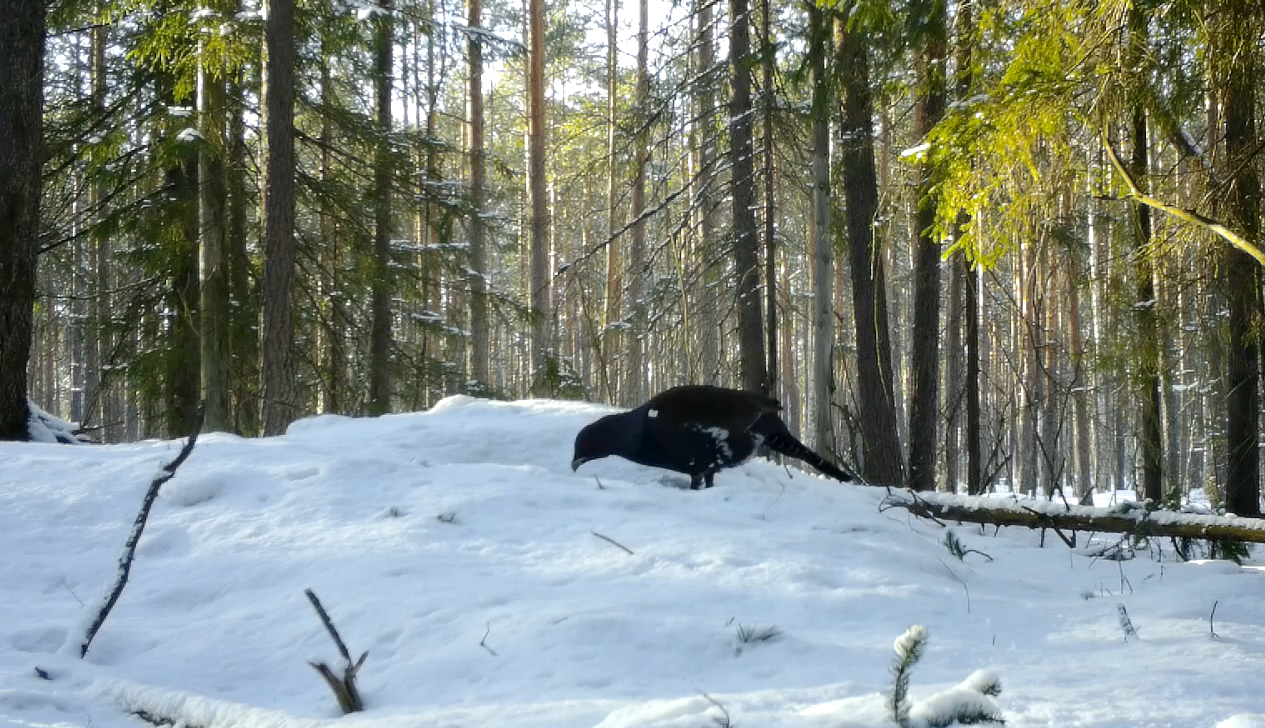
3,395 -> 1265,728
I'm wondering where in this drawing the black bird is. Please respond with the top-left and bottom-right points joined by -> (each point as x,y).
571,384 -> 855,489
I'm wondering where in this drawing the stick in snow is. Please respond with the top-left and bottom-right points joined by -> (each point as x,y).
78,403 -> 204,658
305,589 -> 368,713
592,530 -> 634,555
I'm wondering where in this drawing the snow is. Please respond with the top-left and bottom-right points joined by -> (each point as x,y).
3,395 -> 1265,728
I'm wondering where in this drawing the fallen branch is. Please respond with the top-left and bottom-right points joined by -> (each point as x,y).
305,589 -> 367,713
883,490 -> 1265,544
78,404 -> 205,658
592,530 -> 634,555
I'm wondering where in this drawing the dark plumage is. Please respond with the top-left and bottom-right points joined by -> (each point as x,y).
571,385 -> 855,489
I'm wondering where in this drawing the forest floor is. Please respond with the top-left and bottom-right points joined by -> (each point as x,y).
3,396 -> 1265,728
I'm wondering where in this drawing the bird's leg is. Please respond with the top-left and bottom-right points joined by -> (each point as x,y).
690,474 -> 704,490
704,471 -> 716,488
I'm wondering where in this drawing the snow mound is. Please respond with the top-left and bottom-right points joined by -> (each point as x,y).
0,395 -> 1264,728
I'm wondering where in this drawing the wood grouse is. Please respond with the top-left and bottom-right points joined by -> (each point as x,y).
571,384 -> 855,489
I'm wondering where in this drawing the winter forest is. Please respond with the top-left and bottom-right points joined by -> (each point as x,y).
1,0 -> 1263,509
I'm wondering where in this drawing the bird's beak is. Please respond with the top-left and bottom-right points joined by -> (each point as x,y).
571,458 -> 586,472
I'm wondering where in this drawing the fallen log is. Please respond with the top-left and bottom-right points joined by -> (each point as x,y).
882,490 -> 1265,545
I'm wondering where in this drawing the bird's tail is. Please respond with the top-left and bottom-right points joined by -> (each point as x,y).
766,432 -> 855,482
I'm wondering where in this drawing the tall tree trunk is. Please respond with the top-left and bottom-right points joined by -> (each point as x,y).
166,109 -> 201,437
694,0 -> 720,384
87,11 -> 110,438
729,0 -> 768,395
368,1 -> 395,414
623,0 -> 648,405
1220,0 -> 1261,517
906,0 -> 946,491
944,249 -> 963,491
260,0 -> 298,434
954,0 -> 981,495
527,0 -> 551,393
227,72 -> 258,433
199,12 -> 231,432
808,1 -> 832,455
761,0 -> 777,401
0,0 -> 43,440
1127,4 -> 1162,504
317,39 -> 341,413
602,0 -> 621,402
1069,237 -> 1092,504
467,0 -> 490,392
836,12 -> 903,485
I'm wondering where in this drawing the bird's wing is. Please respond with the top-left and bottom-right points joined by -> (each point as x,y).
646,385 -> 779,434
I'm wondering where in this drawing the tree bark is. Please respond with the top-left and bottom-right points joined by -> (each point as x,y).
368,0 -> 395,415
1127,5 -> 1162,504
227,72 -> 258,434
623,0 -> 648,406
1219,0 -> 1261,517
601,0 -> 621,402
260,0 -> 298,434
527,0 -> 551,393
467,0 -> 490,392
836,12 -> 903,485
808,1 -> 832,455
694,0 -> 720,385
164,75 -> 202,438
0,0 -> 43,440
760,0 -> 777,402
729,0 -> 768,396
906,0 -> 947,491
887,490 -> 1265,545
199,11 -> 232,432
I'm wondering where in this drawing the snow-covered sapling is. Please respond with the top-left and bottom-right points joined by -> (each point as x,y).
1117,604 -> 1138,641
888,625 -> 1005,728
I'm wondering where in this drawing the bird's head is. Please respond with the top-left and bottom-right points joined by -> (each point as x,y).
571,413 -> 631,472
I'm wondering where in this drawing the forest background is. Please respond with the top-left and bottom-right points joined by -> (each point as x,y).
0,0 -> 1262,512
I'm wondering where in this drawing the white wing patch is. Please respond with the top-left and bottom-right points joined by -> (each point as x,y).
701,426 -> 732,459
648,409 -> 659,418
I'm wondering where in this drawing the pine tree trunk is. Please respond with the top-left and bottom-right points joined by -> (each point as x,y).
836,13 -> 903,485
760,0 -> 777,402
601,0 -> 621,402
808,1 -> 832,455
954,0 -> 981,496
227,72 -> 258,434
1127,6 -> 1163,503
165,111 -> 201,437
694,0 -> 720,385
467,0 -> 490,392
1219,0 -> 1261,517
906,0 -> 946,491
86,5 -> 110,439
729,0 -> 768,396
368,2 -> 395,414
527,0 -> 551,394
199,15 -> 232,432
623,0 -> 648,406
260,0 -> 298,434
0,0 -> 43,440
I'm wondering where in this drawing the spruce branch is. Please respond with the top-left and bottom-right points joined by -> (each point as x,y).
1102,129 -> 1265,267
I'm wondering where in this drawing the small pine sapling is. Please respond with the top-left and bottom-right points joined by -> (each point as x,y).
889,625 -> 928,727
1117,604 -> 1138,641
888,626 -> 1005,728
942,530 -> 993,562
